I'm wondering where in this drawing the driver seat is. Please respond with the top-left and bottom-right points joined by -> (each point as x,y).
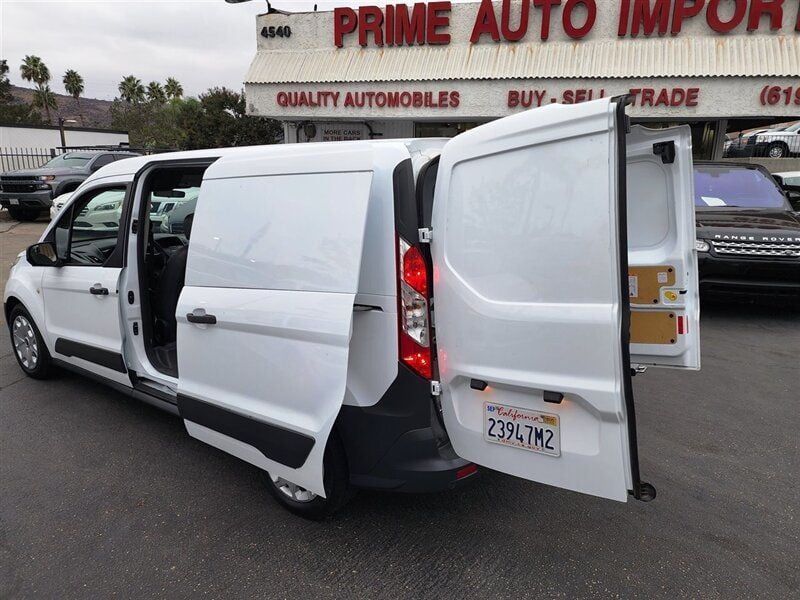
153,214 -> 193,344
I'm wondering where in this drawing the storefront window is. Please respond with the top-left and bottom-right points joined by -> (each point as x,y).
633,120 -> 719,160
414,122 -> 483,138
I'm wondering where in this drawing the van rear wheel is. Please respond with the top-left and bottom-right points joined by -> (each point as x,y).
263,431 -> 352,520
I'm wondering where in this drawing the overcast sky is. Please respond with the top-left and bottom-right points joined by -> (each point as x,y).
1,0 -> 456,100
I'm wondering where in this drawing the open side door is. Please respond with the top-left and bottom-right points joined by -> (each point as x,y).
627,125 -> 700,369
431,98 -> 648,502
176,145 -> 374,497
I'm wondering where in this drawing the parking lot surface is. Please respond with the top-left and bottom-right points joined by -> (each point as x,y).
1,215 -> 798,599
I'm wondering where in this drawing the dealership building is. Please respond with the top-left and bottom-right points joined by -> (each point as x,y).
244,0 -> 800,159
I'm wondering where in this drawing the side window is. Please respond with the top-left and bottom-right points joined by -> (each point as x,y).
91,154 -> 115,172
53,187 -> 127,266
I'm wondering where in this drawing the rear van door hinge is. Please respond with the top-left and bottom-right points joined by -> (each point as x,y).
430,380 -> 441,396
418,228 -> 433,244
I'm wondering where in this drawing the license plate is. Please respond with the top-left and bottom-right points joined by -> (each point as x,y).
484,402 -> 560,457
9,198 -> 19,205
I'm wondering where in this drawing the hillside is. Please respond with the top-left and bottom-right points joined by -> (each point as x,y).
9,85 -> 116,130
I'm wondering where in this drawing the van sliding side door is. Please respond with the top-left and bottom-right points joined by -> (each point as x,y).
176,145 -> 375,497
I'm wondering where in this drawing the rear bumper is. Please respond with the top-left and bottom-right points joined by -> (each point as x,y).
0,190 -> 53,209
337,364 -> 474,493
698,253 -> 800,297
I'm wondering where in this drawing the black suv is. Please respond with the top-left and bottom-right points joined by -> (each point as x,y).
694,162 -> 800,299
0,150 -> 140,221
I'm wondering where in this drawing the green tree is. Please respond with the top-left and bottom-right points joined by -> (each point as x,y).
118,75 -> 145,104
110,88 -> 282,151
32,85 -> 58,120
165,77 -> 183,100
0,59 -> 43,125
146,81 -> 166,104
62,69 -> 84,117
20,55 -> 54,122
177,87 -> 282,149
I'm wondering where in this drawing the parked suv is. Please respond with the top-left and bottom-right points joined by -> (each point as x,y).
0,150 -> 140,221
5,99 -> 700,519
694,162 -> 800,298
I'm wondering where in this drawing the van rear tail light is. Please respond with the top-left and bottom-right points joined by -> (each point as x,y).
398,237 -> 432,379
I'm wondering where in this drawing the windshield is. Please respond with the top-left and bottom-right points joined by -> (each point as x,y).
43,153 -> 93,169
693,166 -> 789,209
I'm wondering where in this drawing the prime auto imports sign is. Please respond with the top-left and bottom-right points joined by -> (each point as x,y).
333,0 -> 800,47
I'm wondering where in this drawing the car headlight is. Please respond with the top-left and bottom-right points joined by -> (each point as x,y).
695,239 -> 710,252
39,175 -> 56,182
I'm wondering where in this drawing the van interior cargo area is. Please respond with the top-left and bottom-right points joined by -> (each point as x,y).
139,165 -> 208,377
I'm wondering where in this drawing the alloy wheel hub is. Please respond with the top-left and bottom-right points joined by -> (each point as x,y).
270,474 -> 317,503
12,315 -> 38,369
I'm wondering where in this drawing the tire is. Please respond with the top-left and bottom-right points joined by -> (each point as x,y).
8,305 -> 54,379
264,431 -> 353,520
767,142 -> 788,159
7,207 -> 40,222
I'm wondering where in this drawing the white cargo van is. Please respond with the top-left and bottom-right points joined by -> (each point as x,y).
5,98 -> 700,518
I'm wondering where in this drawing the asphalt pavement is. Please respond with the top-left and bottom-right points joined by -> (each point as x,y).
0,214 -> 798,599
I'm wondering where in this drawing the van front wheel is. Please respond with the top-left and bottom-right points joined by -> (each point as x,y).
263,432 -> 352,520
8,305 -> 54,379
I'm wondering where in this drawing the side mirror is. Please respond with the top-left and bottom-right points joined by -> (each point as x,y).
26,242 -> 60,267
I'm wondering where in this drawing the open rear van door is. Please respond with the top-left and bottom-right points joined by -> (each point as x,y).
176,145 -> 374,497
627,125 -> 700,369
432,97 -> 658,502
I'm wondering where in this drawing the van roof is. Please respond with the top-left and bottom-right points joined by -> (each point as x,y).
90,138 -> 449,182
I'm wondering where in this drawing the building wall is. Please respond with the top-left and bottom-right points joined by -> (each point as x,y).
245,0 -> 800,123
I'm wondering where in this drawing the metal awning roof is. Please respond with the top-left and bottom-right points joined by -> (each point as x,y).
245,36 -> 800,84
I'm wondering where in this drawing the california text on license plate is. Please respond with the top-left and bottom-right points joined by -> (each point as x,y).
484,402 -> 560,457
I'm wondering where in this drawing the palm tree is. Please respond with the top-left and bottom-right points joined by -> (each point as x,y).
118,75 -> 145,104
146,81 -> 166,104
32,85 -> 58,119
20,55 -> 54,122
165,77 -> 183,100
62,69 -> 84,117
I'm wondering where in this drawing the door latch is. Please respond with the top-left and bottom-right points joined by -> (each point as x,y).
430,380 -> 441,396
418,228 -> 433,244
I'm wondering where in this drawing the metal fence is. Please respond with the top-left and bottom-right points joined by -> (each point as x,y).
0,147 -> 56,172
724,133 -> 800,159
0,145 -> 174,173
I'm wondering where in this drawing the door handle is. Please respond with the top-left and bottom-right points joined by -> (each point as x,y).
186,310 -> 217,325
89,284 -> 109,295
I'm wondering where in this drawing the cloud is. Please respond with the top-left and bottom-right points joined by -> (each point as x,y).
0,0 -> 266,100
0,0 -> 476,100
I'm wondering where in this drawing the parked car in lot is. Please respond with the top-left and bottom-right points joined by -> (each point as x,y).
159,196 -> 197,234
0,150 -> 140,222
772,171 -> 800,211
149,187 -> 200,227
49,192 -> 74,220
4,99 -> 701,519
694,162 -> 800,299
724,122 -> 800,158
